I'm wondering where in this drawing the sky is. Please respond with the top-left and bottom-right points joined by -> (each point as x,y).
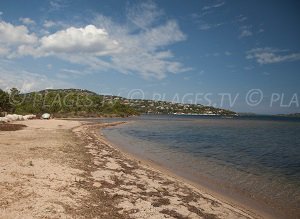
0,0 -> 299,114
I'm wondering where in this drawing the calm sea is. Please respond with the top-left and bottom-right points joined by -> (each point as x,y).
100,115 -> 300,218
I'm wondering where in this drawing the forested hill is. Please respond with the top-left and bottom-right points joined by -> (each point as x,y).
1,88 -> 236,117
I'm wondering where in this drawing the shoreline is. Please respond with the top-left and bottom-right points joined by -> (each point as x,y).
98,119 -> 300,219
79,121 -> 259,218
0,119 -> 269,218
98,122 -> 276,219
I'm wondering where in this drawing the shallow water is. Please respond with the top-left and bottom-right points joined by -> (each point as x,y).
100,115 -> 300,218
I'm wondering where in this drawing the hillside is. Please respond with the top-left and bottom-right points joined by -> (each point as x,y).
1,88 -> 236,117
276,113 -> 300,118
119,98 -> 236,116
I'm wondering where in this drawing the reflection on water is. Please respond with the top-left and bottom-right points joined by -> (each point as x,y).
101,115 -> 300,217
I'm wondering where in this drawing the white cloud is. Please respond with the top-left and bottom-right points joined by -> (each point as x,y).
41,6 -> 187,79
198,23 -> 211,30
60,68 -> 83,75
56,68 -> 90,79
126,1 -> 163,30
191,3 -> 226,31
0,46 -> 10,56
19,17 -> 36,26
90,16 -> 188,79
197,22 -> 224,31
246,48 -> 300,64
39,25 -> 120,55
202,1 -> 225,11
49,0 -> 68,11
0,21 -> 37,45
239,30 -> 252,38
16,44 -> 39,57
0,65 -> 72,92
239,26 -> 253,38
43,20 -> 56,28
42,20 -> 67,29
0,2 -> 188,80
40,20 -> 69,37
141,20 -> 185,47
236,15 -> 247,23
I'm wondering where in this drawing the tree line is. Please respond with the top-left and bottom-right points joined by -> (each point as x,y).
0,88 -> 137,117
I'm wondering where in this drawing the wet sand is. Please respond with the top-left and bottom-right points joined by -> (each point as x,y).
0,119 -> 262,218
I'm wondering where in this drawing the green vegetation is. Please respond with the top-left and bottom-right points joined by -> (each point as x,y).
1,88 -> 137,118
0,89 -> 13,115
0,88 -> 237,117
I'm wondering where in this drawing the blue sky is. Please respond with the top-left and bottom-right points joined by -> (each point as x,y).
0,0 -> 299,114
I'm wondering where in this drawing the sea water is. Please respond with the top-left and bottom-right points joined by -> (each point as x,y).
101,115 -> 300,218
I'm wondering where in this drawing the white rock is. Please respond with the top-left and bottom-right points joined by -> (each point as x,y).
17,115 -> 24,121
1,114 -> 36,123
42,113 -> 50,119
0,117 -> 9,123
6,114 -> 17,121
23,114 -> 36,120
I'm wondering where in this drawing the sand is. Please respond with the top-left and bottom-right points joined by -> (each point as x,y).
0,119 -> 262,218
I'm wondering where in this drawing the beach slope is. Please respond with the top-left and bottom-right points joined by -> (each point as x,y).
0,120 -> 259,218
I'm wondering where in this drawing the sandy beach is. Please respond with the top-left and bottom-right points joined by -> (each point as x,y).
0,119 -> 262,219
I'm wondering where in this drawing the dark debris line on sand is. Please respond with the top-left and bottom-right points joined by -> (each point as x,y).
0,124 -> 27,131
66,122 -> 255,219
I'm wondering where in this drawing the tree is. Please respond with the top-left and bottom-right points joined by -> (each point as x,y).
0,89 -> 12,113
10,87 -> 20,96
9,87 -> 22,113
